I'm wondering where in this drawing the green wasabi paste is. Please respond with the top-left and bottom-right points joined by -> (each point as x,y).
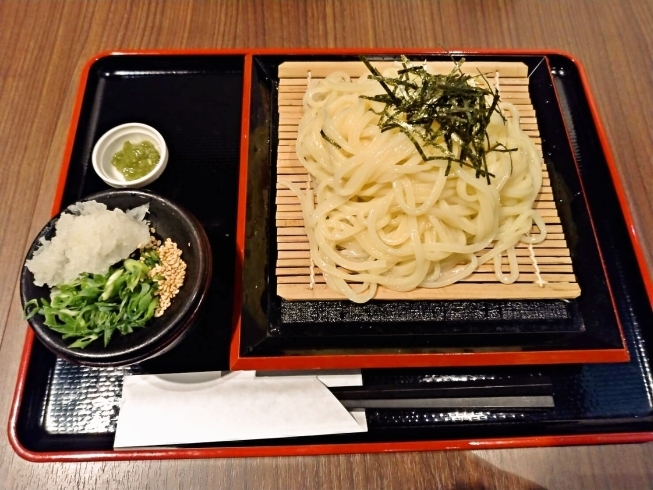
111,140 -> 160,180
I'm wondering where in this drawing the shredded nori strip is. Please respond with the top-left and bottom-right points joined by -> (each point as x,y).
320,129 -> 342,150
359,55 -> 517,183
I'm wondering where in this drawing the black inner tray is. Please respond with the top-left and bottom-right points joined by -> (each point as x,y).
14,53 -> 653,454
240,54 -> 623,357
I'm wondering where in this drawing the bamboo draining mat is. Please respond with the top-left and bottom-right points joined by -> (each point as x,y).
275,61 -> 581,301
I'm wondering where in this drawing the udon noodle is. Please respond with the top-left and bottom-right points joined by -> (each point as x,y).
279,63 -> 546,303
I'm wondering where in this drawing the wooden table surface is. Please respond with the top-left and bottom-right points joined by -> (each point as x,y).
1,1 -> 652,488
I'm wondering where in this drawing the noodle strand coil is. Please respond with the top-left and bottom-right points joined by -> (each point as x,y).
280,65 -> 546,303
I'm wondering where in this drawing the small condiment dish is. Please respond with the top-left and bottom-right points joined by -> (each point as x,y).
92,123 -> 168,188
20,189 -> 212,367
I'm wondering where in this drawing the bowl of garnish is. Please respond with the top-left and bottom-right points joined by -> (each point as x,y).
20,189 -> 211,366
92,123 -> 168,188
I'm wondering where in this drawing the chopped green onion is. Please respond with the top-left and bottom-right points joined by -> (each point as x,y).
24,250 -> 161,349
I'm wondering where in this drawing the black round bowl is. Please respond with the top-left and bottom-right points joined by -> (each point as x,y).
20,189 -> 212,367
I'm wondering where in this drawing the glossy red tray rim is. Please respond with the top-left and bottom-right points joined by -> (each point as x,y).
8,48 -> 653,463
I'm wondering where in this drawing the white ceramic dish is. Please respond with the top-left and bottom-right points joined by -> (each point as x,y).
92,123 -> 168,188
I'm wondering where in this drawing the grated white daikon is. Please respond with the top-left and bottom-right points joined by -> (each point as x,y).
26,201 -> 151,287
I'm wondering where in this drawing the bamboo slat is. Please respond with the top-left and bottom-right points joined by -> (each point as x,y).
275,60 -> 581,301
278,61 -> 529,78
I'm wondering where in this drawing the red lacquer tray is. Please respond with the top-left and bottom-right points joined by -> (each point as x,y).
8,49 -> 653,462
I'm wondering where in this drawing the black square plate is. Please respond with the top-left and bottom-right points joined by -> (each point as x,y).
235,53 -> 629,368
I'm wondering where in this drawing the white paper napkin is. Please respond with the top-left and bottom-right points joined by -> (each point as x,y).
256,369 -> 363,387
114,371 -> 366,448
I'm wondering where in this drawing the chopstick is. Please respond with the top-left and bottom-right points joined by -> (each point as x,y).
330,377 -> 554,409
337,396 -> 554,409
